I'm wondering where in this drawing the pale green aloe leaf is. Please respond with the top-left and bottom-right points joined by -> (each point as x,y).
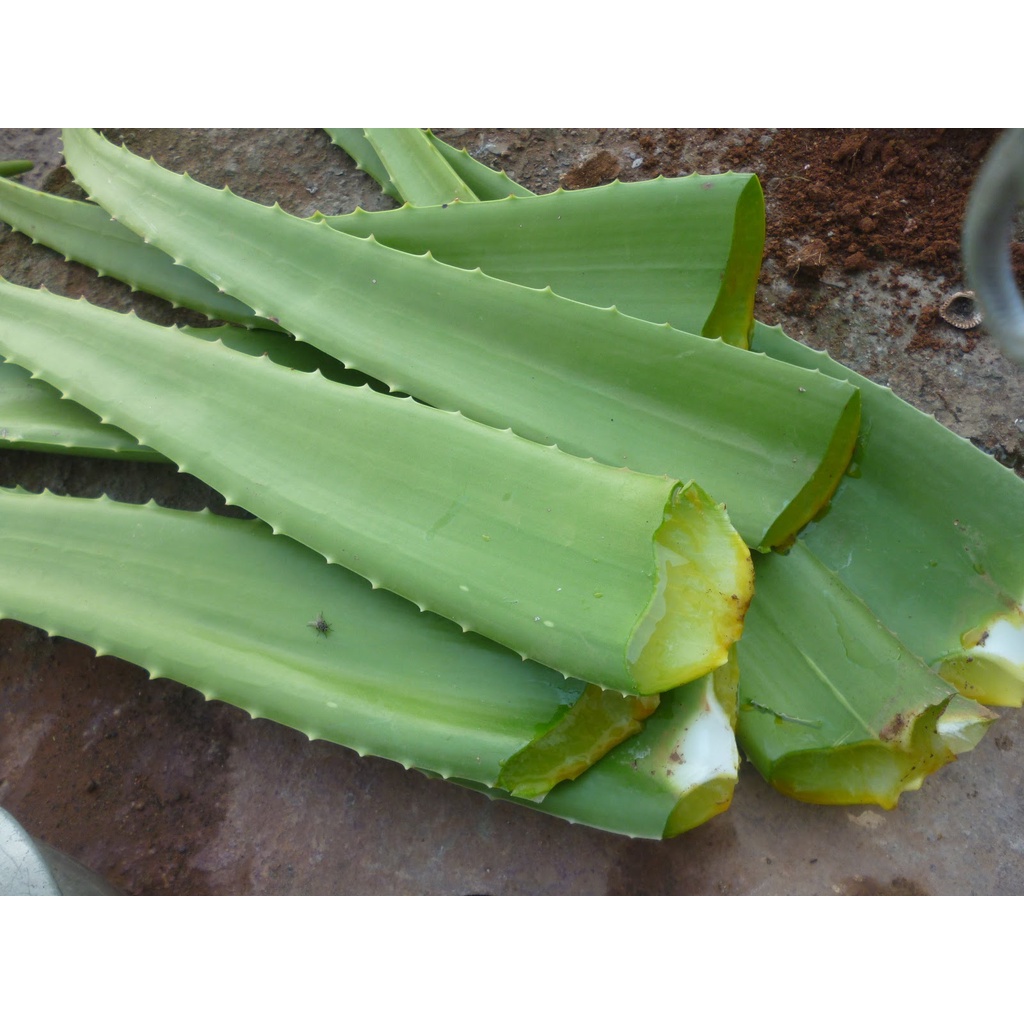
735,541 -> 995,807
320,130 -> 1017,805
61,128 -> 859,551
178,323 -> 373,387
0,356 -> 157,460
0,173 -> 276,330
423,130 -> 534,200
752,320 -> 1024,707
328,128 -> 532,202
362,128 -> 480,206
344,130 -> 760,345
0,277 -> 754,696
452,654 -> 740,839
357,136 -> 1006,803
319,173 -> 764,347
0,162 -> 760,355
0,486 -> 656,798
324,128 -> 404,202
0,324 -> 366,461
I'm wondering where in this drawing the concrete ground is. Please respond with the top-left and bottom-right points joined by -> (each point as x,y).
1,128 -> 1022,895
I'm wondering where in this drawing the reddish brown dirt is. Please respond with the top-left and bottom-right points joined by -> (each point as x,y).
631,130 -> 999,279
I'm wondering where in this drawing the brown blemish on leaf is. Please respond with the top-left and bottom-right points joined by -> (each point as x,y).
878,712 -> 907,743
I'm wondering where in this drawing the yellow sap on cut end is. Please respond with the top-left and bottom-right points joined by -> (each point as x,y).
627,482 -> 754,695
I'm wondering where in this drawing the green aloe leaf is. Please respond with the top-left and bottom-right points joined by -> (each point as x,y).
423,130 -> 534,200
324,129 -> 404,202
60,128 -> 859,551
0,356 -> 158,460
351,133 -> 1013,804
327,128 -> 533,202
0,486 -> 657,799
333,129 -> 760,344
735,541 -> 995,806
0,173 -> 276,330
752,321 -> 1024,707
0,484 -> 748,832
319,173 -> 764,347
0,277 -> 754,696
1,153 -> 761,346
450,655 -> 740,839
362,128 -> 480,206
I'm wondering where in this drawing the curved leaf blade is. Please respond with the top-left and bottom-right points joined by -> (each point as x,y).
753,321 -> 1024,706
0,173 -> 275,330
61,128 -> 859,551
0,487 -> 654,795
0,277 -> 752,696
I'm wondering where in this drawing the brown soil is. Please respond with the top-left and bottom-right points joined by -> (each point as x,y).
1,129 -> 1023,895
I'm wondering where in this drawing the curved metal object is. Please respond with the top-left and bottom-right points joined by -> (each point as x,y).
0,805 -> 119,895
962,128 -> 1024,361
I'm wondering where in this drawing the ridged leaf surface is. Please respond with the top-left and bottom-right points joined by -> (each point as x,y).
0,173 -> 272,329
363,128 -> 479,207
351,133 -> 1010,804
452,658 -> 740,839
736,542 -> 994,806
321,173 -> 764,347
0,277 -> 751,695
753,321 -> 1024,706
0,487 -> 655,796
61,128 -> 859,551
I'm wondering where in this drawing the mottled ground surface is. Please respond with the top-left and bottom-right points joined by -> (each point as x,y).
1,128 -> 1022,895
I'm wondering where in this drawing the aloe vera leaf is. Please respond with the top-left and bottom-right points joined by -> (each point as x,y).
362,128 -> 479,207
449,655 -> 740,838
319,174 -> 764,347
62,129 -> 859,551
333,127 -> 758,342
324,129 -> 404,202
0,160 -> 33,178
423,130 -> 534,200
373,142 -> 1003,801
0,175 -> 386,387
338,133 -> 1010,801
0,158 -> 760,356
0,173 -> 276,330
0,324 -> 367,461
0,278 -> 754,696
0,486 -> 659,797
180,324 -> 365,385
752,320 -> 1024,706
344,131 -> 759,345
0,356 -> 159,460
735,542 -> 995,807
328,128 -> 530,202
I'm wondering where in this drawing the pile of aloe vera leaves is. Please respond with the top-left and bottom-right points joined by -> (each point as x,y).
0,128 -> 1022,847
